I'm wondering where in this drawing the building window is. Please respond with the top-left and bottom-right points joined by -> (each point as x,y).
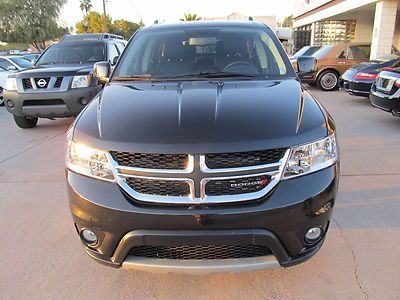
293,25 -> 312,52
314,20 -> 356,45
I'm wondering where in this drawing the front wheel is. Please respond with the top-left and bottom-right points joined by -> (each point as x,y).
13,115 -> 38,128
0,87 -> 4,106
317,70 -> 339,91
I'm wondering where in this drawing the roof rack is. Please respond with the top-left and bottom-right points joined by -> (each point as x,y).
60,33 -> 125,42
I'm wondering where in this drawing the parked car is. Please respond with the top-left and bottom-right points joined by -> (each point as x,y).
22,53 -> 41,63
299,42 -> 374,91
65,21 -> 340,272
0,66 -> 10,106
370,68 -> 400,117
290,46 -> 321,71
291,46 -> 321,60
340,53 -> 400,97
0,55 -> 32,71
3,33 -> 127,128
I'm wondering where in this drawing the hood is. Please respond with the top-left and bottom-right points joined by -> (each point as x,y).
73,79 -> 329,154
13,63 -> 94,78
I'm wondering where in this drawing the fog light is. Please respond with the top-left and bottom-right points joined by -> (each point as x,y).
6,100 -> 14,108
80,98 -> 89,105
305,227 -> 322,243
81,229 -> 98,245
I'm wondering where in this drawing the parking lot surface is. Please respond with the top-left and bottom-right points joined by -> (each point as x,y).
1,87 -> 400,299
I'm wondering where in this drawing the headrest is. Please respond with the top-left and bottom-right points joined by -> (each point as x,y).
162,42 -> 185,60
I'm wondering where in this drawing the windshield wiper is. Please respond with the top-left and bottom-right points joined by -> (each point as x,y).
171,72 -> 256,79
112,75 -> 155,81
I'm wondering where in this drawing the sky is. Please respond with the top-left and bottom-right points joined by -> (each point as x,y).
60,0 -> 296,28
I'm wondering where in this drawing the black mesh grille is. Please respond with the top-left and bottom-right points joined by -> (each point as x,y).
205,175 -> 271,196
54,77 -> 63,88
23,99 -> 64,106
129,244 -> 272,260
125,177 -> 190,196
205,148 -> 286,169
22,78 -> 33,89
111,152 -> 188,169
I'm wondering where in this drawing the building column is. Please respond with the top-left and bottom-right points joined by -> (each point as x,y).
370,0 -> 398,59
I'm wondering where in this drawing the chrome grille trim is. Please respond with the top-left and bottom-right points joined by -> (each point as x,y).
108,150 -> 290,205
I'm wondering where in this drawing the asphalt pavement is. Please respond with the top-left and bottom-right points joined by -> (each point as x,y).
1,87 -> 400,299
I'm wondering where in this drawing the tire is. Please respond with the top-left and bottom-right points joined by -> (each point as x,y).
317,70 -> 339,91
13,115 -> 38,128
0,87 -> 3,106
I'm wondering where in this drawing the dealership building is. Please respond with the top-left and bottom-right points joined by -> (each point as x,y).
293,0 -> 400,58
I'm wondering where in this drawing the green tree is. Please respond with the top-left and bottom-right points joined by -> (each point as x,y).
80,0 -> 92,15
75,11 -> 112,33
0,0 -> 69,51
281,15 -> 293,27
111,19 -> 140,39
180,13 -> 201,21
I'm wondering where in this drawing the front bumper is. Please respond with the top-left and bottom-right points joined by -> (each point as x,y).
370,90 -> 400,117
339,78 -> 372,97
67,164 -> 339,273
4,85 -> 102,118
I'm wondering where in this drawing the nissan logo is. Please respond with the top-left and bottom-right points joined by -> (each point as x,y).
36,79 -> 47,88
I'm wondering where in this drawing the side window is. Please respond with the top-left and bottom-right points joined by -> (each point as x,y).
108,43 -> 120,65
0,59 -> 13,69
338,51 -> 346,59
116,42 -> 125,54
347,45 -> 370,59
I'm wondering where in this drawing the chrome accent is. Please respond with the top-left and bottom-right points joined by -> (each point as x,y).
122,255 -> 280,274
199,154 -> 281,173
109,150 -> 290,205
376,74 -> 397,92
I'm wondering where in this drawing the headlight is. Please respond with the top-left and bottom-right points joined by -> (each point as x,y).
283,134 -> 338,179
71,75 -> 91,89
4,78 -> 17,91
66,141 -> 114,181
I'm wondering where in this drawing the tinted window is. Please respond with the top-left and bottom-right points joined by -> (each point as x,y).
0,59 -> 13,69
36,43 -> 105,65
9,57 -> 32,68
113,27 -> 289,79
312,45 -> 334,59
347,45 -> 370,59
370,53 -> 400,63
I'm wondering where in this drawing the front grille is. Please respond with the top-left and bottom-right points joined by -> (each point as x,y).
23,99 -> 64,106
22,78 -> 33,89
129,244 -> 272,260
54,77 -> 63,88
34,77 -> 50,89
110,152 -> 188,170
205,175 -> 271,196
125,177 -> 190,196
205,148 -> 286,169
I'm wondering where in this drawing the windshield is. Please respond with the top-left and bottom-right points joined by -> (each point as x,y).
312,45 -> 334,59
36,42 -> 105,65
371,53 -> 400,63
292,46 -> 311,58
9,57 -> 32,68
112,27 -> 289,80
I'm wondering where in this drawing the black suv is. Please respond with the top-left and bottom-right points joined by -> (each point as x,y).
66,21 -> 339,273
3,33 -> 127,128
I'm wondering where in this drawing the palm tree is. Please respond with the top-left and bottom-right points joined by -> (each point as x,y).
180,13 -> 201,21
80,0 -> 92,15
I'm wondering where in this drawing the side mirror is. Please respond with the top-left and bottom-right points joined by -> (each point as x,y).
7,66 -> 17,71
296,56 -> 317,78
112,56 -> 119,66
93,61 -> 110,84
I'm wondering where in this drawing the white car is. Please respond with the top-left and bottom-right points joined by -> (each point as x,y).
0,67 -> 10,105
0,55 -> 32,71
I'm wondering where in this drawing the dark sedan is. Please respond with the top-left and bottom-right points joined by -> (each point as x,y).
370,68 -> 400,117
340,53 -> 400,97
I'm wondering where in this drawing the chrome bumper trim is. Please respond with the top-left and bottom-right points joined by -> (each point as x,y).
122,255 -> 281,274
